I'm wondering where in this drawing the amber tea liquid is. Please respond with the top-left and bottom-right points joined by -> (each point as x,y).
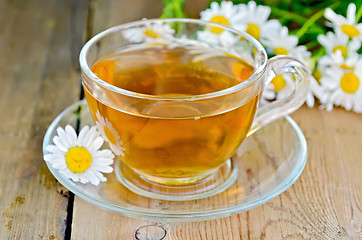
84,44 -> 260,182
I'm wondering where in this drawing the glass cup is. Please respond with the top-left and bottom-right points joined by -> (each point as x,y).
80,19 -> 309,200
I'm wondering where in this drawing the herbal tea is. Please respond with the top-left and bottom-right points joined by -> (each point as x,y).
84,44 -> 259,181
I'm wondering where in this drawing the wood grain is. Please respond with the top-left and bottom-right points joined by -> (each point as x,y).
69,1 -> 362,240
71,107 -> 362,240
0,0 -> 84,239
89,0 -> 162,36
1,0 -> 361,239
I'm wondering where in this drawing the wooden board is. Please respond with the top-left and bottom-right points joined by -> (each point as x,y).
1,0 -> 361,239
70,108 -> 362,240
0,0 -> 85,239
69,1 -> 362,239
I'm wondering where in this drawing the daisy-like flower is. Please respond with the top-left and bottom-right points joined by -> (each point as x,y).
262,26 -> 311,62
263,73 -> 295,100
318,50 -> 359,73
196,29 -> 238,47
95,111 -> 125,156
200,1 -> 242,34
166,35 -> 209,49
237,1 -> 281,42
44,125 -> 115,185
263,73 -> 322,108
319,56 -> 362,113
189,36 -> 252,63
305,76 -> 325,108
198,1 -> 242,45
317,31 -> 361,58
123,21 -> 175,43
324,3 -> 362,39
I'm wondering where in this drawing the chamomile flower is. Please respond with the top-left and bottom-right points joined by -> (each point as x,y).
196,29 -> 238,46
189,37 -> 253,64
318,50 -> 359,73
263,73 -> 295,100
198,1 -> 242,45
44,125 -> 115,185
306,76 -> 325,108
237,1 -> 281,42
319,56 -> 362,113
166,35 -> 209,49
262,26 -> 311,62
95,111 -> 125,156
123,21 -> 175,43
324,3 -> 362,39
200,1 -> 243,34
312,51 -> 359,108
317,31 -> 361,58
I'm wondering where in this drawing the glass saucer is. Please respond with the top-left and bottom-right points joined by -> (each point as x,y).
43,100 -> 307,222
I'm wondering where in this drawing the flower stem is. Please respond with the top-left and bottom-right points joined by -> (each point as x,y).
161,0 -> 186,18
295,2 -> 340,39
270,7 -> 307,24
356,5 -> 362,22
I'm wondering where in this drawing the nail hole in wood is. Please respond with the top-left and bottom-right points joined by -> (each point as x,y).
134,225 -> 166,240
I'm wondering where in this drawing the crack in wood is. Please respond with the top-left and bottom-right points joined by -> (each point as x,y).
63,0 -> 95,239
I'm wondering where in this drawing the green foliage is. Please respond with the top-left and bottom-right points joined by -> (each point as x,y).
211,0 -> 362,53
161,0 -> 362,54
161,0 -> 187,18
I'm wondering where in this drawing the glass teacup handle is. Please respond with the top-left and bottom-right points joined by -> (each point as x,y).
247,55 -> 310,137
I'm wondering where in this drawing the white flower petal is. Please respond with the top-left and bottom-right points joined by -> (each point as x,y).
93,149 -> 114,158
347,3 -> 356,24
324,8 -> 345,26
65,125 -> 77,146
44,154 -> 64,163
88,136 -> 104,153
326,102 -> 334,111
53,136 -> 69,152
77,125 -> 90,146
86,171 -> 100,185
262,88 -> 276,99
83,127 -> 98,148
43,154 -> 55,161
110,144 -> 125,156
92,163 -> 113,173
306,92 -> 315,108
90,169 -> 107,182
79,177 -> 88,184
52,161 -> 67,169
45,145 -> 65,155
93,158 -> 114,165
56,127 -> 71,148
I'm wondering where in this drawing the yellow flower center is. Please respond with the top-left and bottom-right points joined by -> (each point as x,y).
340,64 -> 355,70
246,23 -> 260,40
341,24 -> 360,38
146,43 -> 168,47
274,47 -> 289,55
143,29 -> 160,38
313,69 -> 322,84
209,15 -> 230,34
104,125 -> 117,144
340,72 -> 359,94
332,45 -> 347,58
65,147 -> 92,173
271,74 -> 287,91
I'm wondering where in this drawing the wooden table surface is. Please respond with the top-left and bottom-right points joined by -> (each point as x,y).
1,0 -> 361,239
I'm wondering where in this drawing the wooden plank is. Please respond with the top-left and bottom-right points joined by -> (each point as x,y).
72,107 -> 362,239
70,0 -> 362,239
89,0 -> 163,36
88,0 -> 208,36
0,0 -> 86,238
